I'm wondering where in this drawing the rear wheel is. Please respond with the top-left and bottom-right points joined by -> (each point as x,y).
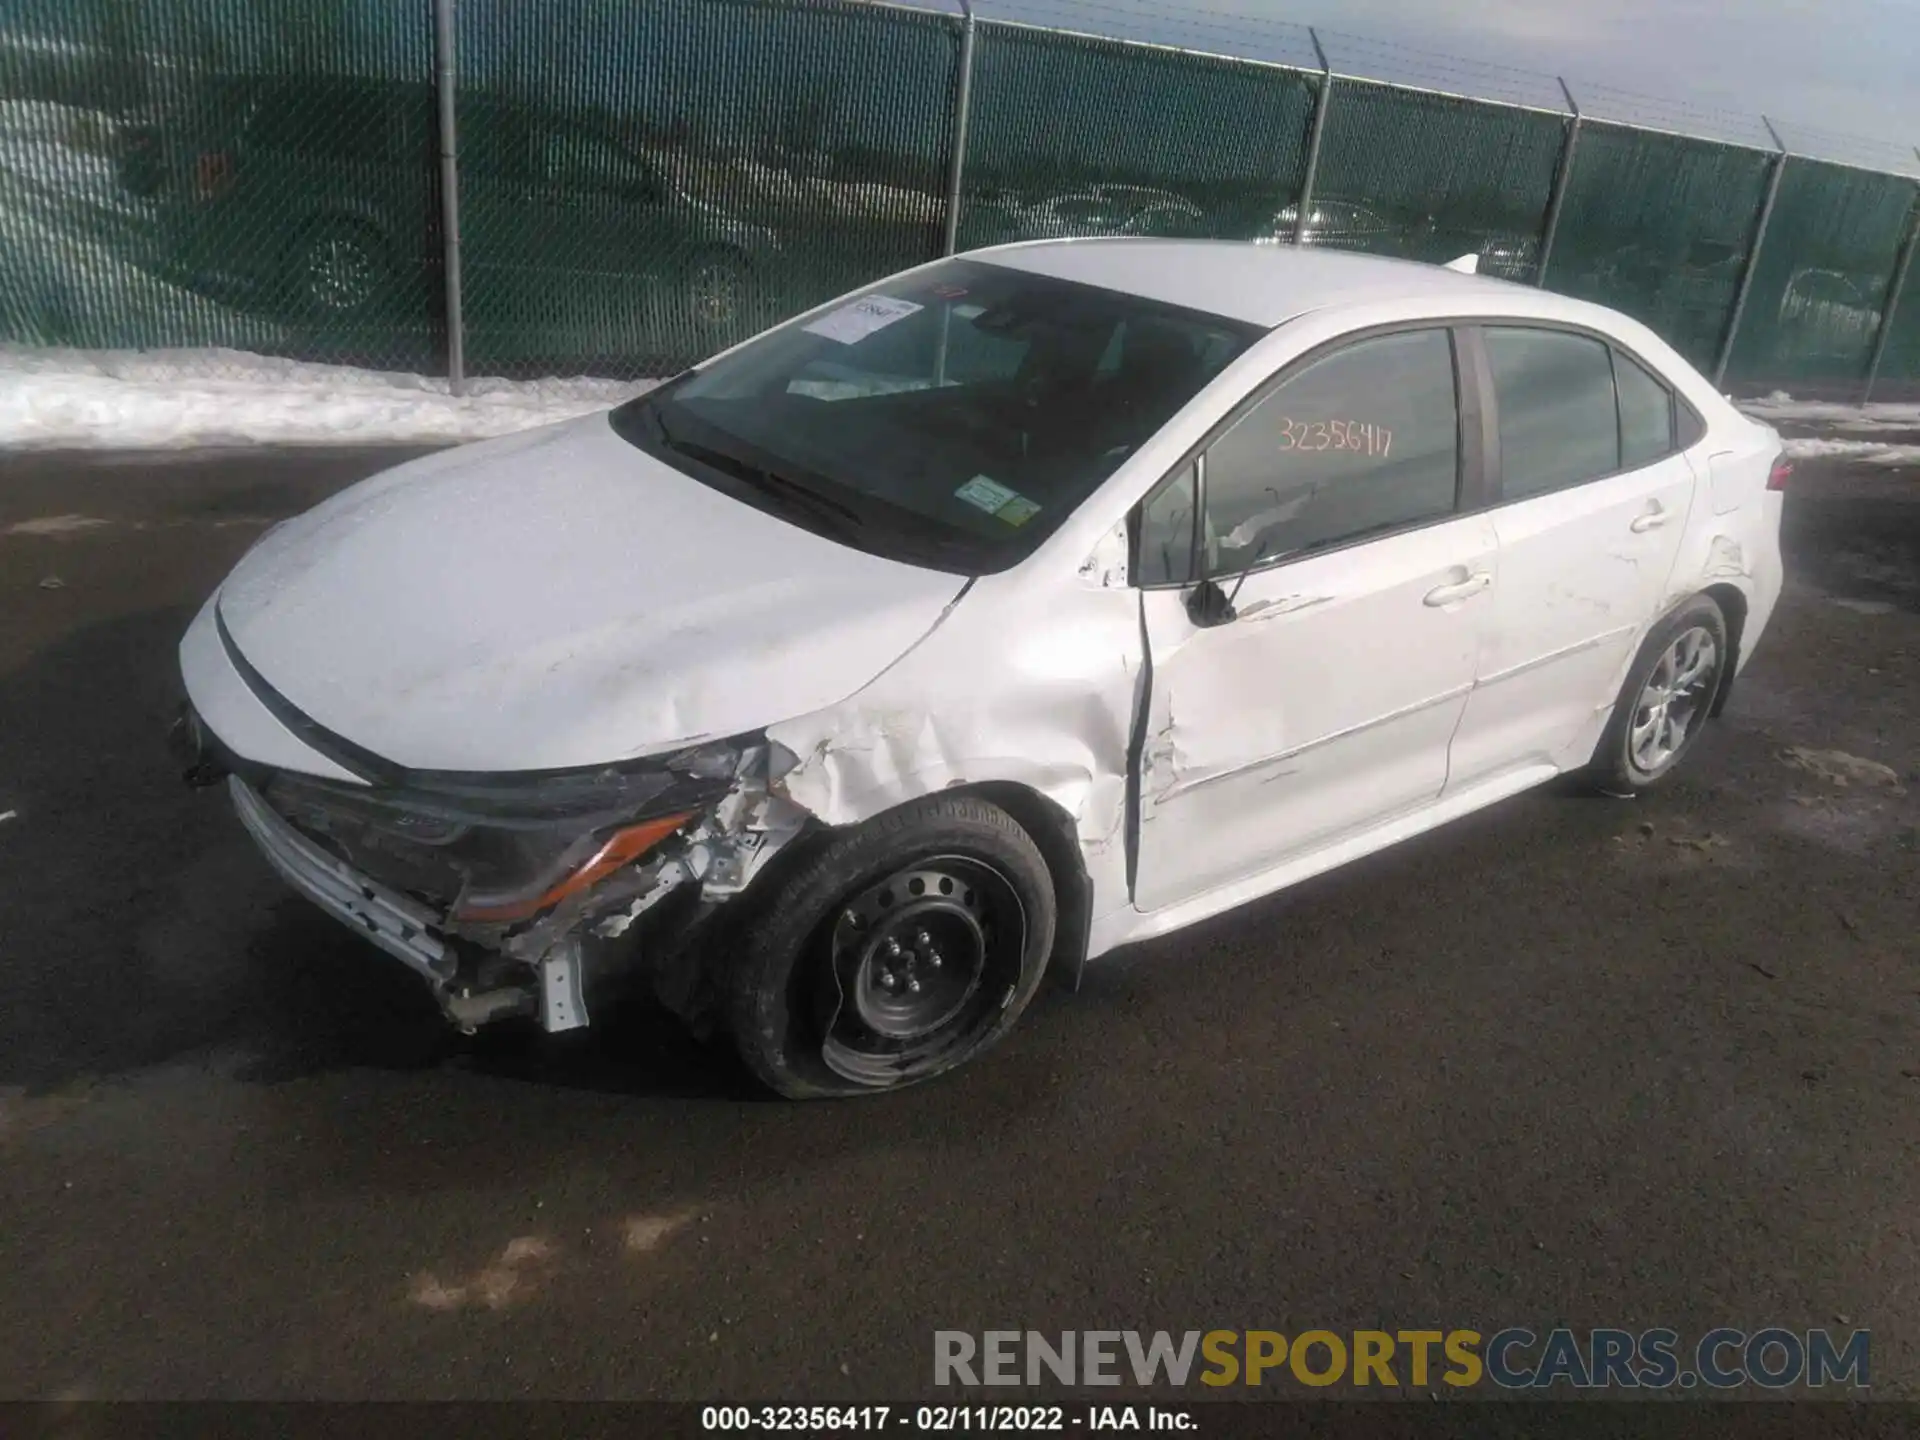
1588,595 -> 1728,795
292,219 -> 392,317
725,795 -> 1056,1099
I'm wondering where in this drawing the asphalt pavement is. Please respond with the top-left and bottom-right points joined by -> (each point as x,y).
1,444 -> 1916,1400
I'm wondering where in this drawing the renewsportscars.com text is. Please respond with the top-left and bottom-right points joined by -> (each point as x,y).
933,1328 -> 1870,1390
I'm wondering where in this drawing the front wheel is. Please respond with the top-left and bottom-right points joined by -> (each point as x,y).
291,219 -> 392,318
725,795 -> 1056,1099
1588,594 -> 1729,795
684,249 -> 751,335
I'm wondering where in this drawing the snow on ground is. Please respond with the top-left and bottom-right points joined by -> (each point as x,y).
0,100 -> 145,223
0,347 -> 658,449
1738,392 -> 1920,467
1778,436 -> 1920,466
1739,391 -> 1920,430
2,356 -> 1917,456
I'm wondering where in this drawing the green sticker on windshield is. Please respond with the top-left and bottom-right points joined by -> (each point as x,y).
955,475 -> 1041,527
995,495 -> 1041,527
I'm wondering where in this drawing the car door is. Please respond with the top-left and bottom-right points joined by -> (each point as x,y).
1133,326 -> 1499,914
1445,327 -> 1698,790
456,99 -> 545,358
529,120 -> 670,360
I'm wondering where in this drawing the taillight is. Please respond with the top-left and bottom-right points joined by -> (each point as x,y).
193,150 -> 233,199
1767,457 -> 1792,491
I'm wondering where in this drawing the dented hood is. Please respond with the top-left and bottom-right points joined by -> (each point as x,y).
215,414 -> 968,772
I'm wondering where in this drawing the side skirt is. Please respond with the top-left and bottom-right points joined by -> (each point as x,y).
1087,761 -> 1561,959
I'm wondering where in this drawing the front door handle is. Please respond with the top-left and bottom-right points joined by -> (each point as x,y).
1630,506 -> 1672,533
1423,571 -> 1493,606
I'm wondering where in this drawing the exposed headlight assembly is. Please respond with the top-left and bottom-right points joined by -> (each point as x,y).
262,737 -> 752,925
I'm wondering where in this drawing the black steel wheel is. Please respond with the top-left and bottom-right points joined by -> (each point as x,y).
725,795 -> 1056,1099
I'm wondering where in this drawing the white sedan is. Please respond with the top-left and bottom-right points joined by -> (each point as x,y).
174,240 -> 1787,1097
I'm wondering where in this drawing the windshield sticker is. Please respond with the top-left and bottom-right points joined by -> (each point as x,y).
955,475 -> 1042,527
804,294 -> 924,345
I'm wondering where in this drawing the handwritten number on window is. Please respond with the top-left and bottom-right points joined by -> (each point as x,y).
1274,418 -> 1392,458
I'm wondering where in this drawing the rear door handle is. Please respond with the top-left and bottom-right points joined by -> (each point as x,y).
1630,506 -> 1672,533
1423,571 -> 1493,606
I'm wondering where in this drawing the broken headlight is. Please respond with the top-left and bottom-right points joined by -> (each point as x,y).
261,738 -> 750,923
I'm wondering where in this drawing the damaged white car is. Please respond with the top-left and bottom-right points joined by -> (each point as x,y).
174,240 -> 1787,1097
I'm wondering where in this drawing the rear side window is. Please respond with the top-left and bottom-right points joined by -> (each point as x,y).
463,102 -> 536,180
1614,351 -> 1675,468
1201,327 -> 1459,573
246,84 -> 397,163
1486,327 -> 1619,499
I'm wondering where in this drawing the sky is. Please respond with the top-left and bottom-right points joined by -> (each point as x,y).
958,0 -> 1920,169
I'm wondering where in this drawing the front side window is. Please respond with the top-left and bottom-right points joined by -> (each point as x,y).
1138,462 -> 1198,586
1200,328 -> 1461,575
1614,350 -> 1676,469
543,126 -> 661,202
612,259 -> 1259,574
1486,327 -> 1619,499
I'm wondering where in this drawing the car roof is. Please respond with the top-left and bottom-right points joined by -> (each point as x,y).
973,237 -> 1538,328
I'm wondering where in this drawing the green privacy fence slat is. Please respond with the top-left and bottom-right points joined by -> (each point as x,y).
1306,80 -> 1567,282
1724,159 -> 1918,393
4,0 -> 1920,393
1542,121 -> 1775,373
1879,254 -> 1920,398
455,0 -> 955,377
0,0 -> 442,372
952,23 -> 1316,250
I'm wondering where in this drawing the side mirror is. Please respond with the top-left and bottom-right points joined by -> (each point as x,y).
1185,578 -> 1237,628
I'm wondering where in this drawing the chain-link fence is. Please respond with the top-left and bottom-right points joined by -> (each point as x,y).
2,0 -> 1918,398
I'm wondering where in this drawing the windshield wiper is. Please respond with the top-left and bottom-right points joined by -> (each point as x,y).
649,416 -> 865,532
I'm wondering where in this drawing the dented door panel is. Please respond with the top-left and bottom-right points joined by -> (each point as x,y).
1447,455 -> 1695,790
1133,514 -> 1497,915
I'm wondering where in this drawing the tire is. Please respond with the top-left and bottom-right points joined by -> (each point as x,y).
683,248 -> 751,335
1587,594 -> 1729,796
290,218 -> 392,318
725,794 -> 1056,1099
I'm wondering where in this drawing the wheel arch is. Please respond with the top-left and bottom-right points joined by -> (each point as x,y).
286,206 -> 395,258
1701,580 -> 1749,718
941,780 -> 1095,995
756,778 -> 1096,997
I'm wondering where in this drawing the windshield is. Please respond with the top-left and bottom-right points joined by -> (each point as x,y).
610,259 -> 1261,573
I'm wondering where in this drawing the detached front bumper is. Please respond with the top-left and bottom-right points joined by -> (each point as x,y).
226,772 -> 589,1033
230,775 -> 451,986
177,588 -> 813,1036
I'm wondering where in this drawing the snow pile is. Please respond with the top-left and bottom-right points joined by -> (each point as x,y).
1737,391 -> 1920,467
1778,436 -> 1920,466
1740,391 -> 1920,432
0,347 -> 660,449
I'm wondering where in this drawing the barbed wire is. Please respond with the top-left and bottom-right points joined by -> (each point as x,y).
1314,28 -> 1565,112
1769,120 -> 1920,178
879,0 -> 1920,176
964,0 -> 1319,69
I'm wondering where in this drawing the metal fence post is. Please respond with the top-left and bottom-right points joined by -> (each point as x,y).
1535,77 -> 1581,286
941,0 -> 977,257
1293,27 -> 1332,246
1862,184 -> 1920,403
433,0 -> 465,393
1713,115 -> 1788,388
